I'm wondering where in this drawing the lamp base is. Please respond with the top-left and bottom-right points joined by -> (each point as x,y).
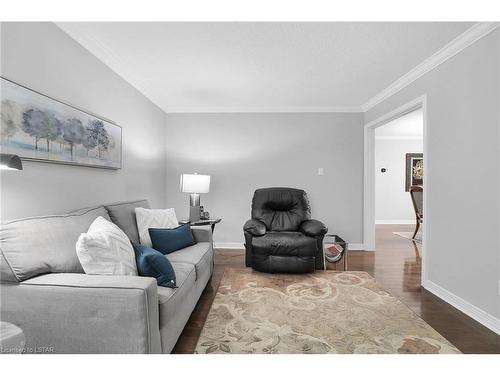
189,193 -> 201,221
189,205 -> 201,222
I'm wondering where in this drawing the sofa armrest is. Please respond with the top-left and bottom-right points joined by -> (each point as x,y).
0,273 -> 161,353
191,227 -> 213,243
300,219 -> 328,237
243,219 -> 267,236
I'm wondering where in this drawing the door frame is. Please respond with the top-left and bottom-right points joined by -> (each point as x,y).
363,94 -> 428,282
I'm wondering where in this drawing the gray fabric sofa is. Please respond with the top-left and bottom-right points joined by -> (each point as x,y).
0,199 -> 214,353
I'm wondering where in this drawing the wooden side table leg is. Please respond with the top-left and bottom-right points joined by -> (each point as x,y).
344,245 -> 348,271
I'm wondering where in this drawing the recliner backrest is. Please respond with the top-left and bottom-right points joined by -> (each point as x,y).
251,188 -> 311,231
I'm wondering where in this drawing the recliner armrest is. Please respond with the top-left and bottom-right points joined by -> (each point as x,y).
243,219 -> 267,236
300,219 -> 328,237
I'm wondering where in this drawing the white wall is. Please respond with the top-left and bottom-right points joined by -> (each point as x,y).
365,29 -> 500,323
165,112 -> 364,245
375,139 -> 423,223
375,110 -> 423,223
0,22 -> 167,220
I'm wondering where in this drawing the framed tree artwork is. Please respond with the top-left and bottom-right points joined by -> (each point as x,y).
405,153 -> 423,191
0,77 -> 122,169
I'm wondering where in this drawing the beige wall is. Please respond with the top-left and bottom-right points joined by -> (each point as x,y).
365,29 -> 500,321
165,112 -> 364,245
1,22 -> 167,220
375,138 -> 423,222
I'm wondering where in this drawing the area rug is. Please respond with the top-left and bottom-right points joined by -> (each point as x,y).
195,269 -> 459,354
393,231 -> 422,244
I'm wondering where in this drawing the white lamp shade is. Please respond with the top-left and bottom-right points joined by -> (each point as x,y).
180,174 -> 210,194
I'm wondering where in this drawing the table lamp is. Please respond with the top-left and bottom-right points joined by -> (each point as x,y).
180,173 -> 210,221
0,154 -> 23,171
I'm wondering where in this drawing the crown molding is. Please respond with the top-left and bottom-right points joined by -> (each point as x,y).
362,22 -> 500,112
55,22 -> 161,110
164,106 -> 363,113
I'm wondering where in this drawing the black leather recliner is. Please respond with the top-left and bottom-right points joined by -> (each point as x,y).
244,187 -> 328,273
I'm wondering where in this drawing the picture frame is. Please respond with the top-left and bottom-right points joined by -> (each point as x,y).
0,76 -> 122,169
405,153 -> 423,191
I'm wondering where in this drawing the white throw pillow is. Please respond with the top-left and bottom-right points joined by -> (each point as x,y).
135,207 -> 179,247
76,216 -> 138,276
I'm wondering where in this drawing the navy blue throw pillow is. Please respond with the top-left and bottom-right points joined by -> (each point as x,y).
148,224 -> 195,255
132,244 -> 176,288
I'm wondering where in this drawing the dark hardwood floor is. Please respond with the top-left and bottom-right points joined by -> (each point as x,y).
172,224 -> 500,354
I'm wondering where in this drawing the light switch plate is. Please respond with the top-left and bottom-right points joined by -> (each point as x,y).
318,167 -> 324,175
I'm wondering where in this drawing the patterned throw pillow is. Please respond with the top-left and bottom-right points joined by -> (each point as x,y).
135,207 -> 178,247
76,216 -> 138,276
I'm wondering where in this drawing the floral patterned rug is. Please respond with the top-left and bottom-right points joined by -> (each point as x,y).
195,269 -> 460,354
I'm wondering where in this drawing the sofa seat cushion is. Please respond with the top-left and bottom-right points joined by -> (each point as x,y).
252,231 -> 317,257
104,200 -> 150,244
157,262 -> 195,304
156,261 -> 200,353
0,206 -> 110,281
165,242 -> 213,281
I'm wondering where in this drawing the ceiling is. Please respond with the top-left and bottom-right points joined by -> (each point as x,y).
375,108 -> 423,139
57,22 -> 474,113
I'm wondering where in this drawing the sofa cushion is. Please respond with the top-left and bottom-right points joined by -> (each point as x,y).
157,262 -> 195,304
165,242 -> 213,280
157,261 -> 198,352
76,216 -> 138,276
0,206 -> 110,281
0,249 -> 17,282
104,200 -> 150,244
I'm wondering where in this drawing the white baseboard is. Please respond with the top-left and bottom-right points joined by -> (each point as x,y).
375,220 -> 415,225
423,280 -> 500,335
215,242 -> 369,251
348,243 -> 367,251
214,242 -> 245,250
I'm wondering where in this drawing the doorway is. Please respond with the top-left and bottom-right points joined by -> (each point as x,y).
375,108 -> 423,225
363,95 -> 428,283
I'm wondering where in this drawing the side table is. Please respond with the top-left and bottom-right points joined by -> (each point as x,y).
323,234 -> 348,271
0,321 -> 25,354
179,218 -> 222,233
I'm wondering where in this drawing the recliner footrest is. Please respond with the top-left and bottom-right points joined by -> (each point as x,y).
251,254 -> 315,274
